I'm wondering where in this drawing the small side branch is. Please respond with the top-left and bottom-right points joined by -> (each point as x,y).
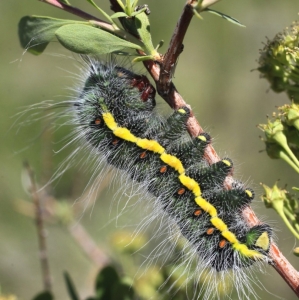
24,162 -> 52,292
68,222 -> 110,268
39,0 -> 115,32
158,0 -> 196,96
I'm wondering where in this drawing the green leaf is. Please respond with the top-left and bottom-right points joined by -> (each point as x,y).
63,271 -> 80,300
85,0 -> 116,25
134,12 -> 158,57
32,291 -> 54,300
95,266 -> 120,299
18,16 -> 86,55
55,24 -> 143,55
111,280 -> 135,300
204,8 -> 245,27
110,12 -> 129,19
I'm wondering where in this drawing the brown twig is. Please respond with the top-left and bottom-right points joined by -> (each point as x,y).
24,162 -> 52,292
157,1 -> 196,96
38,0 -> 141,45
39,0 -> 299,297
19,168 -> 112,269
110,0 -> 299,296
39,0 -> 110,26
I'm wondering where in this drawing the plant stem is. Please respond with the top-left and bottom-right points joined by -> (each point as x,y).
157,1 -> 195,96
24,162 -> 52,292
41,0 -> 299,296
110,0 -> 299,296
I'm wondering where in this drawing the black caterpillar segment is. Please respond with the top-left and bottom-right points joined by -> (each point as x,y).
72,59 -> 272,298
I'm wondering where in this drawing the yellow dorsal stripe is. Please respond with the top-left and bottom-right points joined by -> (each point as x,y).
137,139 -> 165,154
103,112 -> 118,130
179,174 -> 201,196
101,111 -> 263,259
114,127 -> 138,143
161,153 -> 185,174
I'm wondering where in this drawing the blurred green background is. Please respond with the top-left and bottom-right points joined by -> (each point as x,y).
1,0 -> 299,299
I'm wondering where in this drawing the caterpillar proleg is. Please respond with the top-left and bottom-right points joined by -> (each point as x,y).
36,57 -> 273,299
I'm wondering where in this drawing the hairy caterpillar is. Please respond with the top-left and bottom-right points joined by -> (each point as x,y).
35,57 -> 272,299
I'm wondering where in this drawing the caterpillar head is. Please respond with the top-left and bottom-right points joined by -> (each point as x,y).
245,224 -> 272,255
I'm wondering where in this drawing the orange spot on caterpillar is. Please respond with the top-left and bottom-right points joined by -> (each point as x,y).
94,118 -> 101,125
193,209 -> 202,217
159,165 -> 167,173
219,239 -> 227,248
112,139 -> 120,146
206,228 -> 215,235
117,71 -> 125,77
139,151 -> 147,159
177,188 -> 185,195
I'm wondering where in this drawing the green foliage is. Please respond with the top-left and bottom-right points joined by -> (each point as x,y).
18,1 -> 159,60
94,266 -> 135,300
133,12 -> 157,57
258,19 -> 299,251
258,116 -> 299,173
32,291 -> 54,300
18,16 -> 87,55
261,183 -> 299,240
258,21 -> 299,102
64,272 -> 80,300
30,267 -> 136,300
55,24 -> 142,54
203,9 -> 245,27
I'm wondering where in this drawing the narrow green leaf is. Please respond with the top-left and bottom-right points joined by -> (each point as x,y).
116,0 -> 126,11
130,7 -> 148,17
63,271 -> 80,300
134,12 -> 158,57
32,291 -> 54,300
55,24 -> 143,55
155,40 -> 164,50
18,15 -> 87,55
131,0 -> 139,9
85,0 -> 115,25
110,12 -> 129,19
204,8 -> 245,27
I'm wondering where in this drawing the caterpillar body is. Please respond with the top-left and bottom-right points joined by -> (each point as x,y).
47,58 -> 272,299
